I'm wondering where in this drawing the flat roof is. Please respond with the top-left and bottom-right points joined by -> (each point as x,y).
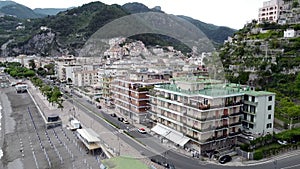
156,84 -> 244,98
77,128 -> 100,143
244,90 -> 276,96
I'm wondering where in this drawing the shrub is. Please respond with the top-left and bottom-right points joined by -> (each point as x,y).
253,150 -> 263,160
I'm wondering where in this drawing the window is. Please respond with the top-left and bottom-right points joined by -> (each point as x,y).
268,114 -> 271,119
268,105 -> 272,110
266,123 -> 272,128
243,114 -> 247,120
268,96 -> 272,101
252,96 -> 255,102
250,115 -> 255,122
243,105 -> 248,112
244,95 -> 249,101
250,105 -> 256,113
249,124 -> 254,129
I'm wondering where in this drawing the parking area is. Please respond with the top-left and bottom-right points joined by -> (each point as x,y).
1,88 -> 106,169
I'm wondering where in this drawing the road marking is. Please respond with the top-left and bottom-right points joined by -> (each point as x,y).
281,164 -> 300,169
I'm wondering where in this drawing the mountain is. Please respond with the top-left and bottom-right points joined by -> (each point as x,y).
178,15 -> 236,45
33,8 -> 68,16
0,1 -> 237,57
122,2 -> 162,13
0,0 -> 43,18
0,0 -> 16,8
123,2 -> 236,45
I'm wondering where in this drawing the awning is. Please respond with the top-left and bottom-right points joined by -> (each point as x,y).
77,128 -> 100,143
151,124 -> 170,136
151,124 -> 190,147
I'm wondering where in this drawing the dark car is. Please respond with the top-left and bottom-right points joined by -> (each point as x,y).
219,155 -> 232,164
111,113 -> 117,117
118,117 -> 124,122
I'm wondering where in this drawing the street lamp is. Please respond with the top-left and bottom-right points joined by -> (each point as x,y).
273,159 -> 277,169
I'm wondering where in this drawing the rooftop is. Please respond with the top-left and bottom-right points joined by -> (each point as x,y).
244,90 -> 276,96
156,84 -> 244,98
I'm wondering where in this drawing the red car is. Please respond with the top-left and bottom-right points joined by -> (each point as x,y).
138,128 -> 146,134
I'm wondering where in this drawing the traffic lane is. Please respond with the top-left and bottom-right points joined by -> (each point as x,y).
72,96 -> 152,139
69,96 -> 158,156
276,152 -> 300,169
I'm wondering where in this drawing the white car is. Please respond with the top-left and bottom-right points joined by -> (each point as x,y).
123,119 -> 129,124
277,140 -> 287,145
138,128 -> 147,134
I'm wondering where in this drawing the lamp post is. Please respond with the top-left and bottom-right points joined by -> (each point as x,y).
273,159 -> 277,169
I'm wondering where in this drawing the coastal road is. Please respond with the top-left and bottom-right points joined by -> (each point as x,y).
67,93 -> 300,169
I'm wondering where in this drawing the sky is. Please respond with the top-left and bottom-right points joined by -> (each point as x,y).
8,0 -> 266,29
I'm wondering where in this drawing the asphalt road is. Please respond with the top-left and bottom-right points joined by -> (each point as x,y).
67,93 -> 300,169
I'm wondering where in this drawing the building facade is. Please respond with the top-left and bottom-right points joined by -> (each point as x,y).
258,0 -> 284,23
112,73 -> 169,123
148,77 -> 276,154
148,77 -> 244,154
242,91 -> 275,136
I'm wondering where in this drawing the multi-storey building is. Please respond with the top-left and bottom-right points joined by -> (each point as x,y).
148,77 -> 244,153
258,0 -> 284,23
74,70 -> 98,87
242,90 -> 275,136
112,73 -> 169,123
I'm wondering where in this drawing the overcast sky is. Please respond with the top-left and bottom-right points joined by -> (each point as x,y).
9,0 -> 266,29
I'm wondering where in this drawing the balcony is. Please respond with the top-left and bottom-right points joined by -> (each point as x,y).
229,111 -> 243,117
225,100 -> 243,107
229,121 -> 242,127
199,103 -> 210,110
215,124 -> 228,130
221,114 -> 229,119
228,131 -> 241,137
243,100 -> 258,106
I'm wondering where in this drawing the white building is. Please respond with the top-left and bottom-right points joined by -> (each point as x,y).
258,0 -> 284,23
242,91 -> 275,136
284,28 -> 296,38
74,70 -> 98,87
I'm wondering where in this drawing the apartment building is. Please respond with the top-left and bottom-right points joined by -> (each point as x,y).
242,90 -> 275,136
148,77 -> 244,153
73,70 -> 99,87
112,73 -> 169,123
258,0 -> 284,23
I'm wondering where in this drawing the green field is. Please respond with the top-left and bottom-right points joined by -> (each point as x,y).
102,157 -> 149,169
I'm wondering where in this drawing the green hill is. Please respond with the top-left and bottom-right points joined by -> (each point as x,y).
33,8 -> 68,16
0,1 -> 237,57
0,1 -> 43,18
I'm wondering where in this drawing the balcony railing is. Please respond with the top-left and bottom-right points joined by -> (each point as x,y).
229,121 -> 242,127
225,100 -> 243,107
229,111 -> 243,117
215,124 -> 228,130
221,114 -> 229,119
228,131 -> 241,137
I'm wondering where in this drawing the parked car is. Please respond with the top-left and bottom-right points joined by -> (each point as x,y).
150,158 -> 162,165
277,140 -> 288,145
219,155 -> 232,164
118,117 -> 124,122
110,113 -> 117,117
123,119 -> 129,124
138,128 -> 147,134
247,136 -> 255,141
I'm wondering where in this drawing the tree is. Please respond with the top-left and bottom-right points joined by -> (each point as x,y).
28,59 -> 36,70
67,78 -> 73,84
